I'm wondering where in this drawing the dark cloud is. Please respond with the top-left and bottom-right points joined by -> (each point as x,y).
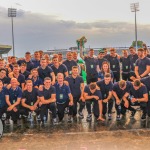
0,6 -> 150,57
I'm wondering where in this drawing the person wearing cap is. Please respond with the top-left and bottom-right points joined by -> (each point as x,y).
80,47 -> 100,84
135,48 -> 150,79
120,50 -> 131,81
97,49 -> 108,70
17,52 -> 34,72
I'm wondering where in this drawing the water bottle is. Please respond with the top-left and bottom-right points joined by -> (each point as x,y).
43,115 -> 47,124
30,113 -> 33,125
129,95 -> 134,105
118,105 -> 121,114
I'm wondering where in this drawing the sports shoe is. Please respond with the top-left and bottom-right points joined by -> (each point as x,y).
53,118 -> 58,125
78,111 -> 84,119
108,114 -> 112,120
141,114 -> 146,120
86,114 -> 92,122
130,110 -> 136,118
64,107 -> 69,114
67,116 -> 73,123
36,115 -> 41,121
116,115 -> 121,121
5,119 -> 10,125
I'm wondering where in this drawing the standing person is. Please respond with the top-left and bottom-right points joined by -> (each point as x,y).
130,79 -> 148,120
0,81 -> 7,121
38,58 -> 55,84
51,56 -> 68,77
17,52 -> 34,72
105,48 -> 120,82
65,66 -> 85,119
63,52 -> 78,75
97,73 -> 114,120
120,50 -> 131,81
80,47 -> 100,84
28,68 -> 43,88
97,49 -> 108,70
112,80 -> 136,121
38,77 -> 57,125
72,51 -> 86,83
54,73 -> 73,123
21,80 -> 40,122
129,46 -> 138,79
9,64 -> 25,90
0,69 -> 10,86
20,63 -> 30,80
32,51 -> 41,68
58,53 -> 63,63
0,59 -> 9,76
140,76 -> 150,117
135,48 -> 150,79
84,83 -> 105,122
39,50 -> 44,59
98,61 -> 114,81
9,56 -> 17,71
5,78 -> 22,125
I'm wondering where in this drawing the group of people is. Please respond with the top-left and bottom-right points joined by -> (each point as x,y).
0,44 -> 150,127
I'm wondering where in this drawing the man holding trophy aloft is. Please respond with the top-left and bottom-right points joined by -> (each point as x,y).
79,36 -> 100,84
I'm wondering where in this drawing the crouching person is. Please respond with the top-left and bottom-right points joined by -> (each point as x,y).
84,82 -> 105,122
54,73 -> 73,123
130,79 -> 148,120
5,78 -> 22,126
38,77 -> 57,125
96,73 -> 114,120
21,80 -> 40,123
112,80 -> 136,121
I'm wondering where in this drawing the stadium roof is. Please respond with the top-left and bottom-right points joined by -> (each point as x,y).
0,45 -> 12,54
